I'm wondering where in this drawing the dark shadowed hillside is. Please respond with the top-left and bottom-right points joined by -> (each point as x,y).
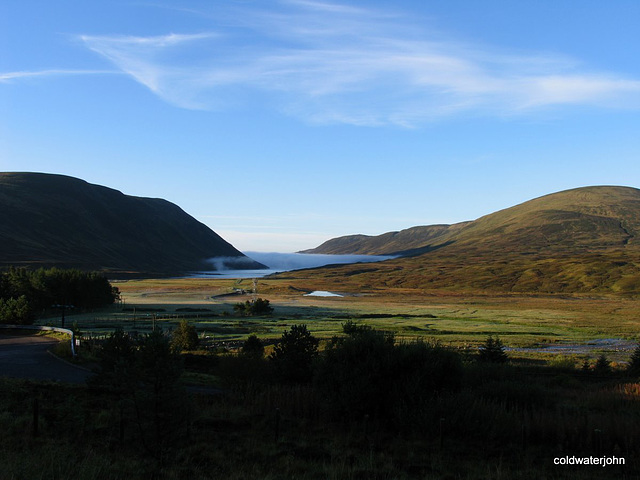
0,172 -> 265,274
291,186 -> 640,294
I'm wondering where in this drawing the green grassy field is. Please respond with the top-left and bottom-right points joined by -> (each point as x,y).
43,277 -> 640,365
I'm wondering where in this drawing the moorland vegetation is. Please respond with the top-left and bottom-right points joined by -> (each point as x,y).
3,319 -> 640,479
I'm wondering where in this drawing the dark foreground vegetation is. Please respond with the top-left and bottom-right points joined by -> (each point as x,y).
0,267 -> 119,324
1,323 -> 640,479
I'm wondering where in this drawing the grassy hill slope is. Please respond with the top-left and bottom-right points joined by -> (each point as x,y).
300,222 -> 470,256
289,186 -> 640,294
438,186 -> 640,253
0,172 -> 264,274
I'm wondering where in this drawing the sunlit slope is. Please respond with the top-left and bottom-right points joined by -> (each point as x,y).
0,172 -> 264,274
439,186 -> 640,253
300,222 -> 470,255
291,186 -> 640,294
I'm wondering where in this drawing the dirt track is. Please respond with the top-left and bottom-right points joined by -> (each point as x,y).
0,334 -> 91,384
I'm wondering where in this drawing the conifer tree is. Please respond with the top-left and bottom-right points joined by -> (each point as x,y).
594,354 -> 611,374
478,335 -> 508,363
628,344 -> 640,375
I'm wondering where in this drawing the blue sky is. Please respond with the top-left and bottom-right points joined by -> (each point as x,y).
2,1 -> 640,252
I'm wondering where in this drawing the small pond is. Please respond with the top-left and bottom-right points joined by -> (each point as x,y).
304,291 -> 343,297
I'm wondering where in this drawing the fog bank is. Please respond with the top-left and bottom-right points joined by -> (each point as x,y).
198,252 -> 395,279
243,252 -> 395,271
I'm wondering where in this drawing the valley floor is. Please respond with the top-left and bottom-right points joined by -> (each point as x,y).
91,277 -> 640,363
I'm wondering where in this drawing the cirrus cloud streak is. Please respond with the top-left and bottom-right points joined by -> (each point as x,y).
70,1 -> 640,126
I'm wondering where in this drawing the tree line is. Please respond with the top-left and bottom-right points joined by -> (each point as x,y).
0,267 -> 119,324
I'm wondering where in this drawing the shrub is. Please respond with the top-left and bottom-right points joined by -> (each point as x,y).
315,330 -> 463,422
90,327 -> 136,393
341,319 -> 372,336
549,355 -> 576,370
315,329 -> 394,419
478,335 -> 508,363
241,335 -> 264,357
270,324 -> 318,383
392,340 -> 463,406
182,351 -> 218,372
581,357 -> 592,372
51,339 -> 73,359
133,329 -> 188,458
233,298 -> 273,316
215,353 -> 273,385
91,328 -> 189,458
0,295 -> 34,325
171,320 -> 199,352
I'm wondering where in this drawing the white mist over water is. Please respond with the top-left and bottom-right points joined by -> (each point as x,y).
246,252 -> 396,270
196,252 -> 395,279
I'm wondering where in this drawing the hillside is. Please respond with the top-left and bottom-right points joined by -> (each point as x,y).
0,172 -> 265,274
290,186 -> 640,294
300,222 -> 470,256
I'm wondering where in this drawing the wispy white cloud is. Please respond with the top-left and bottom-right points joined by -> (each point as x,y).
0,69 -> 118,82
77,32 -> 218,108
71,1 -> 640,125
517,75 -> 640,108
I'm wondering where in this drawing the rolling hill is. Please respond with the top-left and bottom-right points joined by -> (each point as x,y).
0,172 -> 265,274
293,186 -> 640,294
300,222 -> 470,256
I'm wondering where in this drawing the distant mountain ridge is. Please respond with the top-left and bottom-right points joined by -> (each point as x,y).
301,223 -> 471,256
294,186 -> 640,294
304,186 -> 640,257
0,172 -> 264,274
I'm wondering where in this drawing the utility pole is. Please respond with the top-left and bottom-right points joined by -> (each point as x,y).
52,303 -> 73,328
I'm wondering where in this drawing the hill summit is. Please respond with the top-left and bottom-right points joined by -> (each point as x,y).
0,172 -> 264,274
297,186 -> 640,294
